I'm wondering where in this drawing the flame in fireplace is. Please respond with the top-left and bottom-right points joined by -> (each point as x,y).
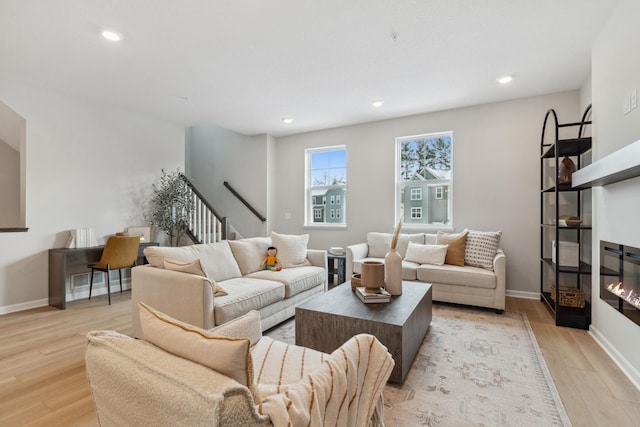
607,282 -> 640,310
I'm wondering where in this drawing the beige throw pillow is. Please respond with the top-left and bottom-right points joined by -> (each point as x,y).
163,258 -> 228,296
464,229 -> 502,270
436,231 -> 468,266
228,237 -> 271,275
138,303 -> 254,391
367,232 -> 392,258
404,242 -> 448,265
209,310 -> 262,347
270,232 -> 310,268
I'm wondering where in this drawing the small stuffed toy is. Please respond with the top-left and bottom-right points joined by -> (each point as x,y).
261,246 -> 282,271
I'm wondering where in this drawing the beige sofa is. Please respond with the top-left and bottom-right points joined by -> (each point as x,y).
86,306 -> 393,427
346,231 -> 506,313
131,233 -> 327,338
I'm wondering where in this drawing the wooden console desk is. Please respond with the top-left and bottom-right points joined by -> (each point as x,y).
48,242 -> 158,309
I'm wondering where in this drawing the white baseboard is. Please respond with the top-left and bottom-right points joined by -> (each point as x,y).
0,298 -> 49,315
506,290 -> 540,300
589,325 -> 640,392
69,281 -> 131,300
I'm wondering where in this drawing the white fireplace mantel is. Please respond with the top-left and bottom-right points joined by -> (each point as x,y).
573,139 -> 640,188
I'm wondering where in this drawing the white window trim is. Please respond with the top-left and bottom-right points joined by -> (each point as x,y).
395,131 -> 454,231
304,145 -> 347,227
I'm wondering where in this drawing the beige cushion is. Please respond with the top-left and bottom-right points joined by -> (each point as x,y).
138,302 -> 254,391
404,242 -> 448,266
464,229 -> 502,270
396,233 -> 425,258
367,232 -> 392,258
417,263 -> 497,289
228,237 -> 272,275
424,233 -> 438,245
144,241 -> 242,282
437,231 -> 468,266
270,232 -> 310,268
163,258 -> 228,296
209,310 -> 262,347
213,278 -> 285,326
246,266 -> 325,298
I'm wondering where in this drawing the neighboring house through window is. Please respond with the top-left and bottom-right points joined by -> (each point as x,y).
305,146 -> 347,225
396,132 -> 453,228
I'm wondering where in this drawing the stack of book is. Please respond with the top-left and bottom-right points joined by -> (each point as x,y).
355,287 -> 391,304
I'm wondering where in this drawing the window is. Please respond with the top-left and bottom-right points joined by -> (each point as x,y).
435,186 -> 443,200
305,146 -> 346,225
396,132 -> 452,228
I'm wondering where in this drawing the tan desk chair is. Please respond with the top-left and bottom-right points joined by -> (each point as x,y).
88,235 -> 141,305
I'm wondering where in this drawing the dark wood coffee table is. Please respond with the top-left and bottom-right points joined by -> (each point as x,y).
295,281 -> 432,383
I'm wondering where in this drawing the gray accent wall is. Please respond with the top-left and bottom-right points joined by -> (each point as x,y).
274,92 -> 580,298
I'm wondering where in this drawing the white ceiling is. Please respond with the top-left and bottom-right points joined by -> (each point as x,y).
0,0 -> 619,137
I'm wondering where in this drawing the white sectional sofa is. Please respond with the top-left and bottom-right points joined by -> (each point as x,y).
346,230 -> 506,313
131,232 -> 327,338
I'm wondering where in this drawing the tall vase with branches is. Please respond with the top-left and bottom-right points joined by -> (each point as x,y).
150,169 -> 193,246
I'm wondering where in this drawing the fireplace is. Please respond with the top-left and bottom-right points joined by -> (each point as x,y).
600,241 -> 640,326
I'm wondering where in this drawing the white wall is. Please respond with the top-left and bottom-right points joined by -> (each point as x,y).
274,91 -> 580,296
590,0 -> 640,388
0,73 -> 185,313
186,124 -> 270,239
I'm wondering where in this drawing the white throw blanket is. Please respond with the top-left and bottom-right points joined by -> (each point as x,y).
258,334 -> 394,427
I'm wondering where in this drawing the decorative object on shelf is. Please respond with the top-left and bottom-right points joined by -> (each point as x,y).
558,156 -> 576,184
550,284 -> 585,308
66,228 -> 99,248
351,273 -> 361,291
361,261 -> 385,291
329,246 -> 344,255
558,215 -> 582,227
128,226 -> 151,242
385,217 -> 404,295
355,286 -> 391,304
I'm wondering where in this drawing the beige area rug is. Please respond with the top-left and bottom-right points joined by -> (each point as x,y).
265,304 -> 571,427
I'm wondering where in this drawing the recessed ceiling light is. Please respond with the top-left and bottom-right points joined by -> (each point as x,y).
497,75 -> 514,84
282,117 -> 293,124
371,100 -> 384,108
101,30 -> 122,42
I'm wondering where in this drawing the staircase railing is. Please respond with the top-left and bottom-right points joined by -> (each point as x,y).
179,174 -> 230,244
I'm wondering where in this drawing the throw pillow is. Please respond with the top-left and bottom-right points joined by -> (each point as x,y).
163,258 -> 228,296
228,237 -> 271,275
209,310 -> 262,347
436,231 -> 468,266
138,302 -> 255,391
396,234 -> 426,258
270,232 -> 310,268
404,242 -> 448,266
464,229 -> 502,270
367,232 -> 392,258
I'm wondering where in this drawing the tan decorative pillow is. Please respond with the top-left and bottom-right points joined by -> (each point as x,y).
138,303 -> 255,392
209,310 -> 262,347
163,258 -> 228,296
270,232 -> 310,268
436,231 -> 468,266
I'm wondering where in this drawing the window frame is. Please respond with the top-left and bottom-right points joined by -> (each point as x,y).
395,131 -> 453,230
304,145 -> 347,228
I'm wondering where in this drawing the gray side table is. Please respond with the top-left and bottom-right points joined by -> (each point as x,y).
327,253 -> 346,285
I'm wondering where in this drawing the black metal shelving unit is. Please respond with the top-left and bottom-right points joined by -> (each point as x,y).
539,105 -> 594,329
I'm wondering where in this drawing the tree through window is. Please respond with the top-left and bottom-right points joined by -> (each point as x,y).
396,132 -> 453,228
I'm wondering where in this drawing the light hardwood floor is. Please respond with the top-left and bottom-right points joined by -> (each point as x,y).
1,293 -> 639,426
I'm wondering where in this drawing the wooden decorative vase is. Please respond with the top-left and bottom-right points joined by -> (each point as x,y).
361,261 -> 384,291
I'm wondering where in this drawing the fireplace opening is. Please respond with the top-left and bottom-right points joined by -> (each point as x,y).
600,241 -> 640,326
